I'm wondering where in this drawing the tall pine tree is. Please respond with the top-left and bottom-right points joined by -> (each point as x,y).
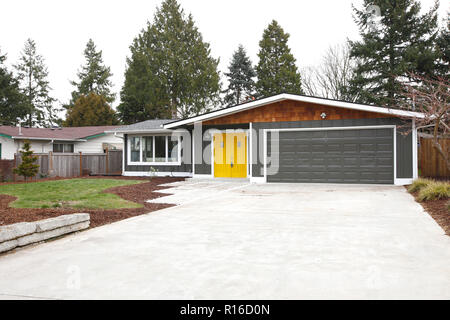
70,39 -> 115,105
14,39 -> 59,127
349,0 -> 440,106
118,0 -> 221,123
256,20 -> 303,98
0,49 -> 27,125
224,44 -> 256,106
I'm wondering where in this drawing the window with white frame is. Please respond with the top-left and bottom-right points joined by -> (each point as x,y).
130,137 -> 140,162
128,135 -> 181,165
53,143 -> 74,153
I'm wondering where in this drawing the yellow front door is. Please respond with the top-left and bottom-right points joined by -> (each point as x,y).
213,133 -> 247,178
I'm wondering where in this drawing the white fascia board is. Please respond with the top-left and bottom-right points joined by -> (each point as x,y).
12,137 -> 87,142
163,93 -> 425,128
109,129 -> 183,134
105,129 -> 182,134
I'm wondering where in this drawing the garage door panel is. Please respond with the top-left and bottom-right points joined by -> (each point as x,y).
377,143 -> 393,152
267,128 -> 394,184
377,157 -> 393,166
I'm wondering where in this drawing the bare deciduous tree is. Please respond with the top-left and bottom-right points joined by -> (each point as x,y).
302,43 -> 358,102
396,74 -> 449,172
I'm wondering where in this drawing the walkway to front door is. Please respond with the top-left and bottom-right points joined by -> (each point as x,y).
213,132 -> 247,178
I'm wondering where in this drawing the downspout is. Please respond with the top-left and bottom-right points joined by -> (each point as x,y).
47,139 -> 54,153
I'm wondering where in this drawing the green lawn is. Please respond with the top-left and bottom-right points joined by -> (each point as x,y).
0,178 -> 145,209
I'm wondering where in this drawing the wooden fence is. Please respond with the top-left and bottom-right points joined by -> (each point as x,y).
418,137 -> 449,178
9,150 -> 122,181
0,159 -> 15,182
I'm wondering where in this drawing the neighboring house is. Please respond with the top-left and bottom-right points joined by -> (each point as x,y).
112,93 -> 424,185
0,126 -> 123,160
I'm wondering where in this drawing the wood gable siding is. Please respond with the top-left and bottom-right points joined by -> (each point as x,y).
204,100 -> 394,125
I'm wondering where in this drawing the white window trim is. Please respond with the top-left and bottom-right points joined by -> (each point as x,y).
127,134 -> 181,166
262,125 -> 414,185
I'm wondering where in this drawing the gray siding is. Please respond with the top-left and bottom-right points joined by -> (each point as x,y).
396,128 -> 413,178
125,117 -> 413,181
124,134 -> 192,174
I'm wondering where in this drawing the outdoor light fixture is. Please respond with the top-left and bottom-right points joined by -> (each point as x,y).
320,112 -> 327,119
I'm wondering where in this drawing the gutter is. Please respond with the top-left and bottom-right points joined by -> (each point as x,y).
105,128 -> 184,134
114,132 -> 124,140
11,136 -> 87,142
83,132 -> 106,140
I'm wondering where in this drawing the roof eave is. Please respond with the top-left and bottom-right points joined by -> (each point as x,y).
11,136 -> 87,142
109,128 -> 177,134
163,93 -> 425,129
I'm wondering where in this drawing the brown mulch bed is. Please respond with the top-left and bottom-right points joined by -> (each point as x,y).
0,176 -> 184,228
407,187 -> 450,235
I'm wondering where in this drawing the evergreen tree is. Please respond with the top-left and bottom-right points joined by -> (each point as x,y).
349,0 -> 440,106
64,93 -> 118,127
118,0 -> 221,123
0,49 -> 27,125
224,44 -> 256,106
13,140 -> 39,181
255,20 -> 303,98
435,13 -> 449,80
14,39 -> 60,127
70,39 -> 115,105
118,39 -> 171,124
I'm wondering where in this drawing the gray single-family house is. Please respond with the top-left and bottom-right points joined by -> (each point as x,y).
111,93 -> 423,185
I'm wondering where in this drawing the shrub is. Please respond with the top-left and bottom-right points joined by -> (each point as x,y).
408,178 -> 433,193
13,140 -> 40,181
417,181 -> 450,201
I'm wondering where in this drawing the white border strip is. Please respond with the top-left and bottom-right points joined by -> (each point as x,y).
412,119 -> 418,179
123,171 -> 192,177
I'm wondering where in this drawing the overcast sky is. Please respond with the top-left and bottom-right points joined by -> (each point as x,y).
1,0 -> 447,111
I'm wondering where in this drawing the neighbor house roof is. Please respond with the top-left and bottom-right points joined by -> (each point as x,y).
109,119 -> 175,134
0,125 -> 121,141
164,93 -> 426,129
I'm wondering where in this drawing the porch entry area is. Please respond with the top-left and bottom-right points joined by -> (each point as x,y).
213,132 -> 247,178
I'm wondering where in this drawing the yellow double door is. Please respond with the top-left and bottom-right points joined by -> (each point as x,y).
213,132 -> 247,178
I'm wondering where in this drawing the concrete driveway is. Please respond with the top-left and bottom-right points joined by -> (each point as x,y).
0,180 -> 449,299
